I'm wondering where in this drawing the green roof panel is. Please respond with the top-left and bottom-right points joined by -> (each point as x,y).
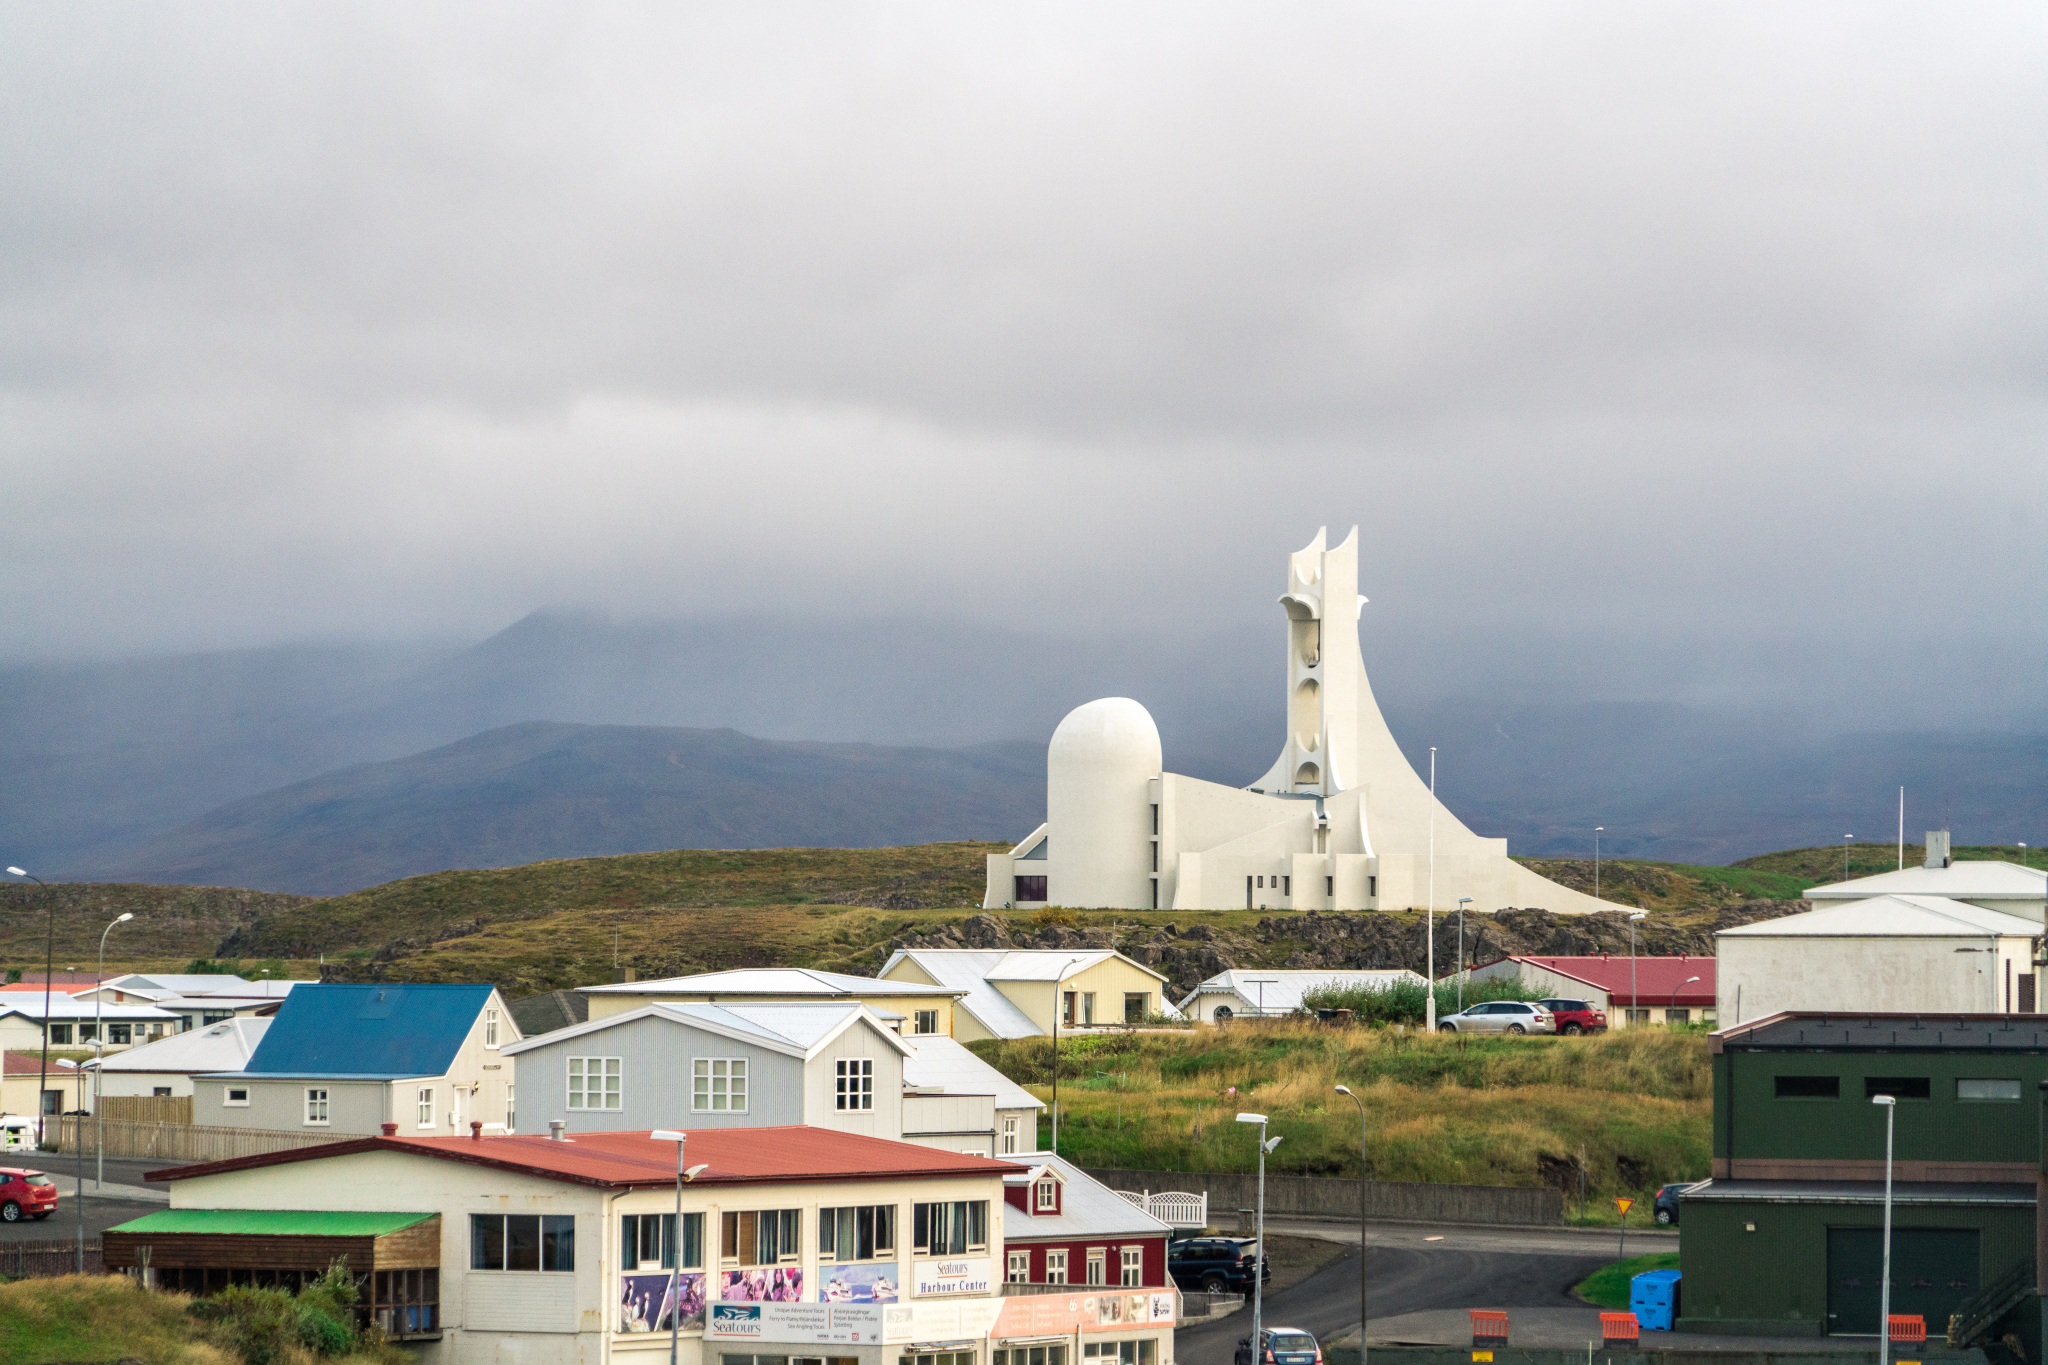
107,1209 -> 436,1237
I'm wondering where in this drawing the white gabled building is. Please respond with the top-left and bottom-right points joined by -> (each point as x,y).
1802,835 -> 2047,926
86,1017 -> 271,1101
1176,967 -> 1426,1022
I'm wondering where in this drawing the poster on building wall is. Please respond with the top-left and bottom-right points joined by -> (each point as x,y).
820,1263 -> 900,1302
723,1267 -> 806,1301
912,1257 -> 992,1297
620,1271 -> 706,1333
709,1302 -> 887,1342
883,1298 -> 1006,1345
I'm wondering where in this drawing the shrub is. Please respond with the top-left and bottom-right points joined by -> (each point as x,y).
1029,906 -> 1077,929
1299,975 -> 1541,1024
189,1261 -> 369,1362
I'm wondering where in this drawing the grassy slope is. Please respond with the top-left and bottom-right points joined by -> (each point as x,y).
1732,842 -> 2033,880
1574,1251 -> 1682,1309
0,1274 -> 221,1365
974,1022 -> 1711,1206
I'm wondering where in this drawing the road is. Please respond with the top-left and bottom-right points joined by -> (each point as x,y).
1175,1222 -> 1678,1365
0,1155 -> 169,1245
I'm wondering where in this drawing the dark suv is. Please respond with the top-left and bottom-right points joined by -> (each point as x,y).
1168,1237 -> 1271,1294
1539,998 -> 1608,1036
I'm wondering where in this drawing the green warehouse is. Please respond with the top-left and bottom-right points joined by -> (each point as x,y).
1682,1012 -> 2045,1358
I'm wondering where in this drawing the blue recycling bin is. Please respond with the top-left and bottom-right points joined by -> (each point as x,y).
1630,1269 -> 1682,1331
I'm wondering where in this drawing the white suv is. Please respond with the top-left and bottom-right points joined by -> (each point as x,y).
1436,1001 -> 1555,1034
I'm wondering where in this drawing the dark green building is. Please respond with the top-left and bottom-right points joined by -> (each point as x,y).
1681,1012 -> 2045,1356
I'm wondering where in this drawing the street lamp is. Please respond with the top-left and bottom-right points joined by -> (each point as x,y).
1627,911 -> 1647,1029
649,1130 -> 710,1365
1237,1113 -> 1281,1361
1455,899 -> 1473,1012
1872,1095 -> 1897,1365
1594,828 -> 1603,903
1672,976 -> 1701,1024
1050,955 -> 1084,1155
4,868 -> 53,1148
1333,1086 -> 1368,1365
94,913 -> 133,1193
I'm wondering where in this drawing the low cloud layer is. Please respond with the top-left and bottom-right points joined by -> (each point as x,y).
3,3 -> 2043,729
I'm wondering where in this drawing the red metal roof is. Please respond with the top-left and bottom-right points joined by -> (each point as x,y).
2,1051 -> 79,1076
1494,955 -> 1716,1006
148,1126 -> 1029,1190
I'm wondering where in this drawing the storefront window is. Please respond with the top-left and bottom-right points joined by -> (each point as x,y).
994,1348 -> 1065,1365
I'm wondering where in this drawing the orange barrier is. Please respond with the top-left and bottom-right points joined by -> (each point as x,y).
1601,1312 -> 1641,1345
1889,1315 -> 1927,1343
1470,1310 -> 1509,1345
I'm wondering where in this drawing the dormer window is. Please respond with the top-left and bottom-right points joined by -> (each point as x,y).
1034,1178 -> 1058,1213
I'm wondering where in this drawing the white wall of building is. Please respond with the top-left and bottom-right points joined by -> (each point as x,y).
1717,933 -> 2034,1026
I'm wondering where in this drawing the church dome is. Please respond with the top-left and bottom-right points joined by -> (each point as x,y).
1049,697 -> 1163,780
1046,698 -> 1161,909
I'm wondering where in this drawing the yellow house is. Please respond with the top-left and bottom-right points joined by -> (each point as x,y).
577,968 -> 965,1039
877,949 -> 1174,1041
1,1051 -> 87,1123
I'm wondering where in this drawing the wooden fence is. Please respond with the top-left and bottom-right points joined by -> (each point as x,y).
99,1095 -> 194,1126
55,1117 -> 348,1165
0,1238 -> 103,1279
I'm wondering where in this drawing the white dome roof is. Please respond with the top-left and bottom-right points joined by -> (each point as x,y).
1049,697 -> 1162,775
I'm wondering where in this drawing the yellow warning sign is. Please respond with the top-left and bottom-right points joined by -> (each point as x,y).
1473,1353 -> 1494,1362
1615,1198 -> 1634,1215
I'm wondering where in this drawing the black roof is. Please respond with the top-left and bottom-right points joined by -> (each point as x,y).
508,988 -> 588,1038
1715,1011 -> 2048,1054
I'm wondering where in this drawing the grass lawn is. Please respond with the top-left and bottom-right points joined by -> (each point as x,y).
1572,1251 -> 1682,1309
0,1274 -> 217,1364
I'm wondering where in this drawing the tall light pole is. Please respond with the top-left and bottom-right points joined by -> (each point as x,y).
1426,749 -> 1436,1032
1456,899 -> 1472,1012
649,1131 -> 709,1365
1843,835 -> 1854,882
1897,789 -> 1904,870
93,913 -> 132,1193
1672,976 -> 1700,1023
1236,1113 -> 1280,1361
1627,911 -> 1647,1029
1873,1094 -> 1897,1365
1050,955 -> 1083,1154
1333,1086 -> 1368,1365
1594,828 -> 1603,903
5,869 -> 52,1147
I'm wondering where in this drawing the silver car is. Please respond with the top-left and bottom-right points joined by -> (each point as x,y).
1437,1000 -> 1555,1034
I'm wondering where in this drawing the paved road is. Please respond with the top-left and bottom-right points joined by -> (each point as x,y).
1176,1223 -> 1678,1365
0,1155 -> 171,1244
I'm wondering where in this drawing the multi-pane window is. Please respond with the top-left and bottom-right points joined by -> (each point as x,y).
471,1214 -> 575,1271
906,1353 -> 980,1365
305,1088 -> 329,1125
1083,1342 -> 1156,1365
996,1348 -> 1069,1365
1034,1179 -> 1058,1212
622,1212 -> 704,1270
485,1008 -> 500,1048
818,1205 -> 895,1261
506,1083 -> 515,1131
1006,1250 -> 1030,1283
1001,1116 -> 1019,1155
417,1087 -> 435,1128
108,1024 -> 132,1045
1960,1078 -> 2024,1101
568,1057 -> 622,1111
1123,994 -> 1148,1025
47,1025 -> 71,1045
912,1200 -> 988,1256
836,1058 -> 874,1111
1120,1246 -> 1142,1286
722,1209 -> 802,1265
1085,1249 -> 1105,1285
1043,1249 -> 1068,1285
693,1058 -> 747,1112
914,1010 -> 939,1035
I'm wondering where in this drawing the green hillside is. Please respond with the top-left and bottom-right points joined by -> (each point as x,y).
1732,842 -> 2035,881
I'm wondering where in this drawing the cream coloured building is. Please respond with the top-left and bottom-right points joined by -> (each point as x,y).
878,949 -> 1173,1041
983,528 -> 1610,916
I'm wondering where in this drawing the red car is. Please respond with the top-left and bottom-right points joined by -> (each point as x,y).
0,1168 -> 59,1221
1539,997 -> 1609,1035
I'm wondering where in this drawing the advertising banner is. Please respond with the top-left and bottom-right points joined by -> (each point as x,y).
722,1267 -> 806,1301
989,1292 -> 1176,1339
820,1262 -> 901,1303
708,1302 -> 886,1343
883,1299 -> 1006,1345
619,1271 -> 706,1334
912,1257 -> 993,1297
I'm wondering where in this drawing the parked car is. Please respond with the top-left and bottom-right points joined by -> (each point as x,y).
0,1168 -> 59,1222
1168,1237 -> 1272,1294
1436,1001 -> 1554,1034
1236,1328 -> 1323,1365
1653,1180 -> 1702,1225
1539,998 -> 1608,1035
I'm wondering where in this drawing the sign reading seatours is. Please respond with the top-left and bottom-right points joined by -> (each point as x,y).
912,1258 -> 993,1298
708,1303 -> 885,1343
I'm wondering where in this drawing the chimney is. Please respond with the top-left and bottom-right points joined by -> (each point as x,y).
1927,831 -> 1952,870
549,1119 -> 568,1142
470,1121 -> 483,1141
380,1122 -> 398,1137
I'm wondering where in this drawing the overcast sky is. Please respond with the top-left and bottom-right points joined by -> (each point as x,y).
4,3 -> 2044,726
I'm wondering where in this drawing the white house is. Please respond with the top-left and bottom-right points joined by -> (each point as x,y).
1803,836 -> 2047,926
1176,967 -> 1427,1022
85,1018 -> 270,1101
1716,895 -> 2043,1025
983,528 -> 1611,915
901,1033 -> 1043,1158
0,998 -> 179,1055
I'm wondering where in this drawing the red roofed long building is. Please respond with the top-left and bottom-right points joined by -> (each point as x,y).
1467,954 -> 1716,1027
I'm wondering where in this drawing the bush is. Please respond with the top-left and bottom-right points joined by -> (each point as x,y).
1299,975 -> 1542,1024
189,1260 -> 370,1362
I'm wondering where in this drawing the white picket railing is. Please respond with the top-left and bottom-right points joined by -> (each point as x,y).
1113,1188 -> 1209,1228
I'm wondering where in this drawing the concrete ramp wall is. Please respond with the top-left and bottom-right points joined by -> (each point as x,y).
1081,1167 -> 1562,1227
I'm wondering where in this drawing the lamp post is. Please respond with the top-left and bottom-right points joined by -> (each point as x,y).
93,913 -> 133,1192
1873,1094 -> 1897,1365
1237,1113 -> 1281,1361
4,868 -> 52,1148
1844,835 -> 1854,882
649,1131 -> 709,1365
1455,899 -> 1472,1012
1050,955 -> 1083,1155
1627,911 -> 1647,1029
1334,1086 -> 1368,1365
1426,749 -> 1436,1032
1594,828 -> 1603,903
1672,976 -> 1700,1024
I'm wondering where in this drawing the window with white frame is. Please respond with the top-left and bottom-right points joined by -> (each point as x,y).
305,1087 -> 329,1125
1084,1341 -> 1156,1365
569,1057 -> 622,1111
224,1085 -> 249,1107
485,1007 -> 500,1048
1007,1249 -> 1030,1283
836,1058 -> 874,1111
912,1200 -> 988,1256
417,1087 -> 435,1128
1001,1116 -> 1019,1154
1044,1249 -> 1068,1284
1120,1246 -> 1142,1286
693,1058 -> 746,1112
1085,1248 -> 1105,1285
721,1208 -> 802,1265
914,1009 -> 939,1034
506,1082 -> 515,1131
1034,1177 -> 1058,1212
818,1204 -> 896,1261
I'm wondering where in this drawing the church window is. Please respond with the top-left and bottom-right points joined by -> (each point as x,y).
1015,875 -> 1047,902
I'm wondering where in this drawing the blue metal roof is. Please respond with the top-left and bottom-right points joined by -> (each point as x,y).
230,984 -> 492,1080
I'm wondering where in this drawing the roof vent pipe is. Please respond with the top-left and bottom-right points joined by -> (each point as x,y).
470,1121 -> 483,1141
380,1122 -> 398,1137
549,1119 -> 568,1141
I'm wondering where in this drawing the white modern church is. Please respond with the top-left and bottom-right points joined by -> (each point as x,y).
983,528 -> 1610,916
